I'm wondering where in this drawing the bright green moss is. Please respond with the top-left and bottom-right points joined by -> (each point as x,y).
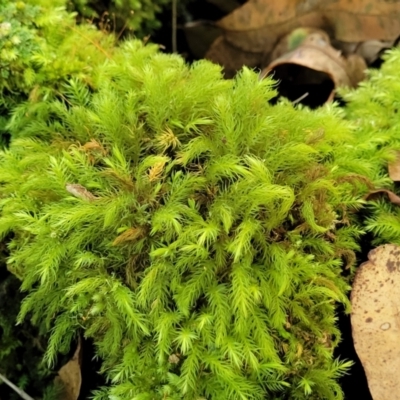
341,49 -> 400,246
2,2 -> 400,399
0,38 -> 377,399
0,0 -> 115,145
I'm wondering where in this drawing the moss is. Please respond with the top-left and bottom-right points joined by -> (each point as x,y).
0,41 -> 371,400
68,0 -> 172,37
1,2 -> 400,399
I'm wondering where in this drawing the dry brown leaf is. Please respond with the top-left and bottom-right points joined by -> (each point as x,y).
261,31 -> 349,103
365,189 -> 400,206
217,0 -> 400,54
351,244 -> 400,400
389,151 -> 400,182
206,0 -> 400,76
54,339 -> 82,400
260,29 -> 366,105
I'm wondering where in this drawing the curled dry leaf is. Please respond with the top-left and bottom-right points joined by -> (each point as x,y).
54,339 -> 82,400
260,29 -> 366,105
365,189 -> 400,206
351,244 -> 400,400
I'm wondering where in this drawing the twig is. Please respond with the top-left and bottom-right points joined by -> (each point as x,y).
172,0 -> 177,53
0,373 -> 34,400
292,92 -> 309,105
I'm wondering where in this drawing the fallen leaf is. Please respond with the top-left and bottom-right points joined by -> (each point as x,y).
365,189 -> 400,206
351,244 -> 400,400
217,0 -> 400,54
260,29 -> 366,106
206,0 -> 400,76
388,151 -> 400,182
54,338 -> 82,400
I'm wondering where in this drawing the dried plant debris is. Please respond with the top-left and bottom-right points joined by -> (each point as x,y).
54,339 -> 82,400
260,29 -> 367,107
206,0 -> 400,80
216,0 -> 400,55
365,189 -> 400,206
351,244 -> 400,400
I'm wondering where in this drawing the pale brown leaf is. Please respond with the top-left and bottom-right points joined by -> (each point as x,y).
54,339 -> 82,400
351,244 -> 400,400
365,189 -> 400,206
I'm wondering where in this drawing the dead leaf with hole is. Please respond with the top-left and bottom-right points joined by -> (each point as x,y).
54,339 -> 82,400
351,244 -> 400,400
206,0 -> 400,76
259,29 -> 366,106
365,189 -> 400,206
